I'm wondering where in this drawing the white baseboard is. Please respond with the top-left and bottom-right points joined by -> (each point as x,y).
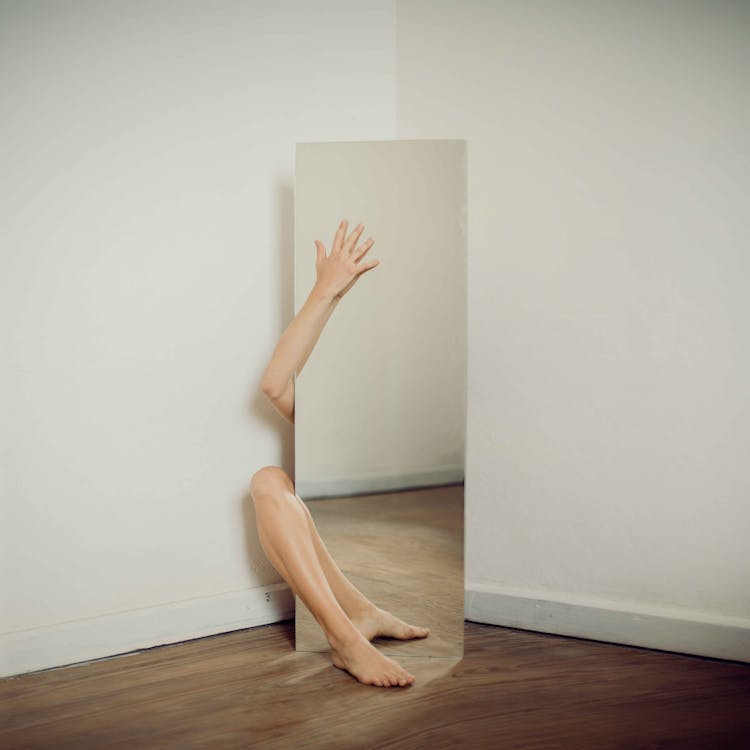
296,467 -> 464,499
465,581 -> 750,663
8,577 -> 745,680
0,583 -> 295,679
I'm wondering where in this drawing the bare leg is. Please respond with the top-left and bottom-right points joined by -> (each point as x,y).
292,490 -> 430,642
249,465 -> 415,687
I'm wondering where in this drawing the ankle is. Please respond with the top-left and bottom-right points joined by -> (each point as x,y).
327,624 -> 364,651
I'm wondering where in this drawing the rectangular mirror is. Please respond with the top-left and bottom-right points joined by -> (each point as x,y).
294,139 -> 466,658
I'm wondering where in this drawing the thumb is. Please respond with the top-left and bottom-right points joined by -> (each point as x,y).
314,240 -> 326,263
359,259 -> 380,275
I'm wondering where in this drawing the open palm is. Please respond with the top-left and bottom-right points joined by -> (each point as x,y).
314,219 -> 379,300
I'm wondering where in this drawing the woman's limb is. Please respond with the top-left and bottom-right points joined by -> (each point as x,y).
295,495 -> 430,642
249,465 -> 415,687
260,219 -> 379,425
261,287 -> 339,425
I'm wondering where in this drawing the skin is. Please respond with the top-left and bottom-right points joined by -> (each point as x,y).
250,219 -> 430,688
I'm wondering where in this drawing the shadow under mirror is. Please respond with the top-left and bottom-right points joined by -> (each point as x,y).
294,140 -> 467,659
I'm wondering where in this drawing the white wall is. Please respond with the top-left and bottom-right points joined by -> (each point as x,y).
0,0 -> 396,675
397,0 -> 750,659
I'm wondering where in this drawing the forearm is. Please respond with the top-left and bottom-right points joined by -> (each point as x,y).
261,283 -> 339,400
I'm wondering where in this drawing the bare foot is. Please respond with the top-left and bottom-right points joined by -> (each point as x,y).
349,605 -> 430,643
329,633 -> 415,687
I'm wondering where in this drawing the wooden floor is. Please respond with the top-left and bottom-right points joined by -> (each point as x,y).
296,485 -> 464,657
3,619 -> 749,749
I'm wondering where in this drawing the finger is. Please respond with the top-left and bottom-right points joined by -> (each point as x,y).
332,219 -> 347,255
314,240 -> 326,263
344,223 -> 365,253
353,237 -> 374,263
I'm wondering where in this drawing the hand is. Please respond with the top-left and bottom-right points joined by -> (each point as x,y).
313,219 -> 379,300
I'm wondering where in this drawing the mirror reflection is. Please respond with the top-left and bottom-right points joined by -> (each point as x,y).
294,140 -> 467,659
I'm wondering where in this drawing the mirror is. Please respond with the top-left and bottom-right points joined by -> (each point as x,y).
293,139 -> 466,658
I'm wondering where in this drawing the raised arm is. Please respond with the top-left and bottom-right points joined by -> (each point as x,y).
260,219 -> 379,424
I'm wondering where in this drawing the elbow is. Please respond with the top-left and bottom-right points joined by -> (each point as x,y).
261,378 -> 280,402
261,375 -> 294,424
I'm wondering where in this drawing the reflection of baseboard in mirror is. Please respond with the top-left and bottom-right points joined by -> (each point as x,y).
293,140 -> 467,659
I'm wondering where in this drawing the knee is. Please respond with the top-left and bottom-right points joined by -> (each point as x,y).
250,465 -> 293,503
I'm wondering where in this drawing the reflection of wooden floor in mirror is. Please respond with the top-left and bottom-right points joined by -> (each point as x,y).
295,483 -> 463,658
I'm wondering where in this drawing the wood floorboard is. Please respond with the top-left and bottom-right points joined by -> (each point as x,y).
2,620 -> 750,749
